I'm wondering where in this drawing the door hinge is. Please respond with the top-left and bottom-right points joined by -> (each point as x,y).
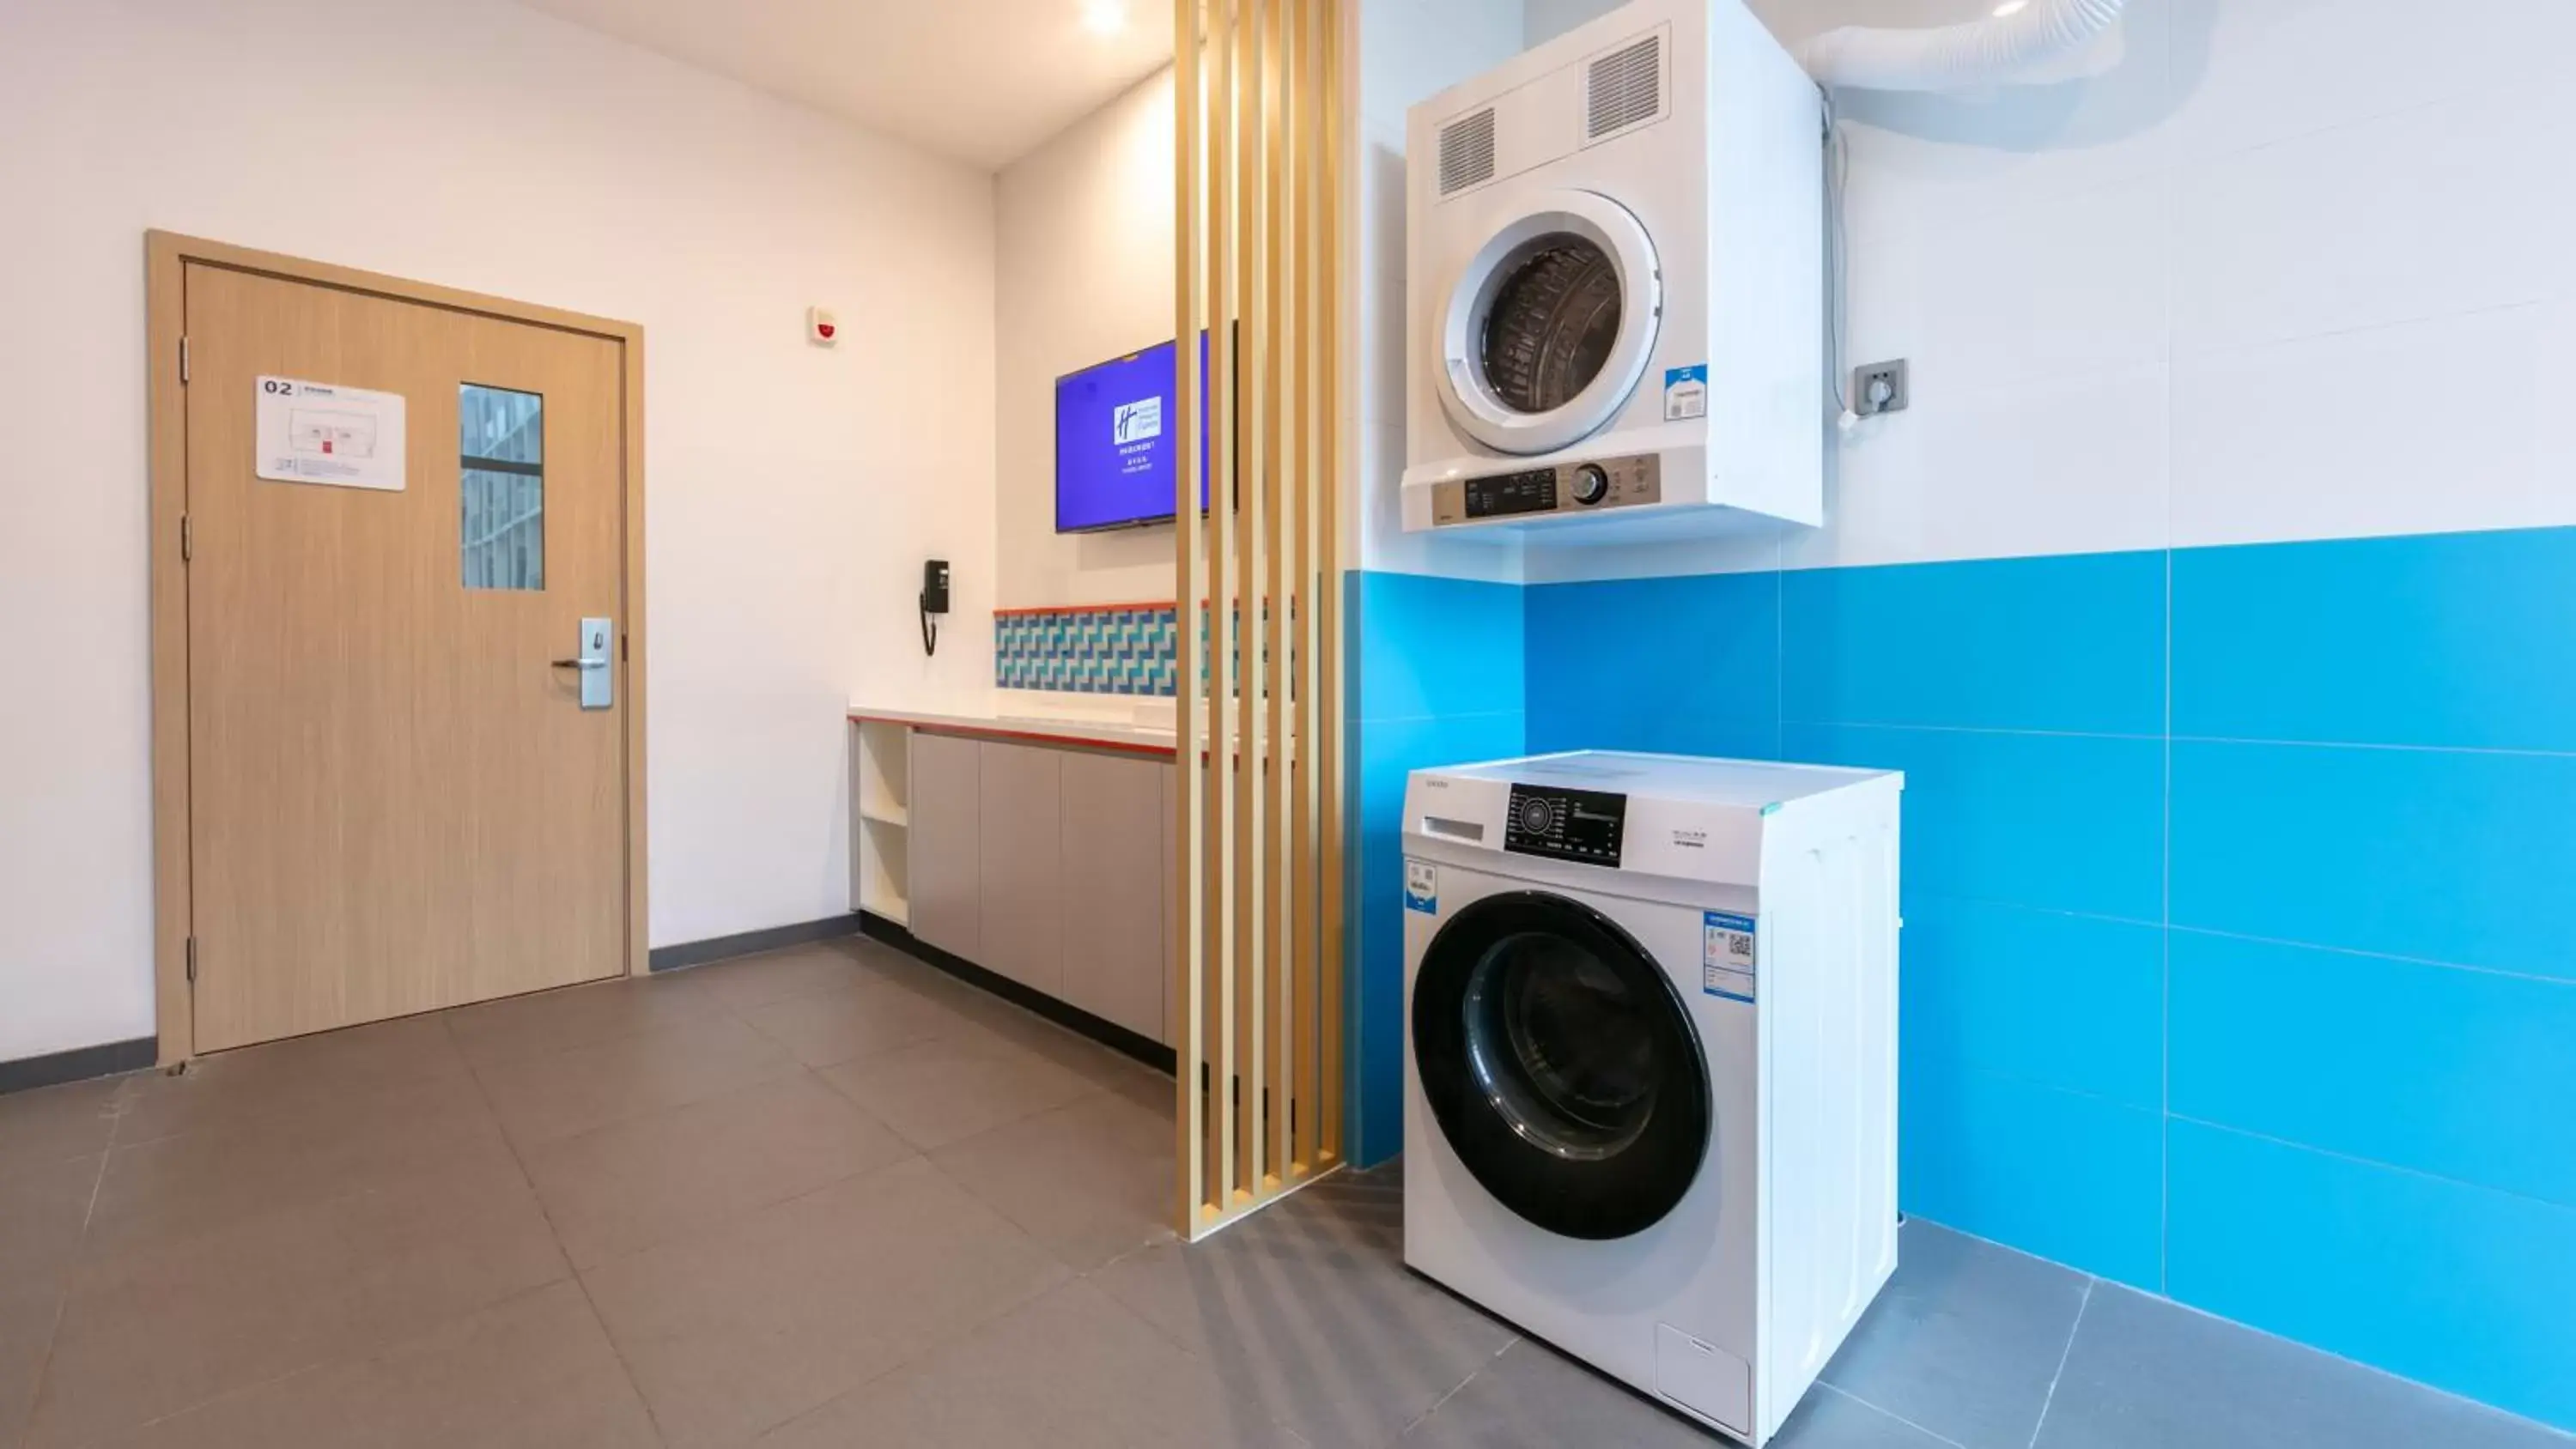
180,513 -> 192,562
179,335 -> 190,385
621,633 -> 629,661
185,937 -> 197,984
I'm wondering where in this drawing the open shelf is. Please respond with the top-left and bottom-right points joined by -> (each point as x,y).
856,719 -> 911,828
857,811 -> 909,925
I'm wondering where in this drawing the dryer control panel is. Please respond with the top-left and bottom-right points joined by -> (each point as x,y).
1430,452 -> 1662,527
1504,784 -> 1626,866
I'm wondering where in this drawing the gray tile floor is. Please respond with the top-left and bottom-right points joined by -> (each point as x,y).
0,937 -> 2565,1448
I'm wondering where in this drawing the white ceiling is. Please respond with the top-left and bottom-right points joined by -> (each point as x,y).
519,0 -> 1176,170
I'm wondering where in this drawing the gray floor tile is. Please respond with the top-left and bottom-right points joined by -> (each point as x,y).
95,1281 -> 658,1449
736,973 -> 986,1070
1395,1337 -> 1712,1448
1091,1169 -> 1516,1449
84,1069 -> 521,1262
112,1014 -> 468,1148
757,1278 -> 1307,1448
0,1077 -> 125,1167
0,1270 -> 66,1449
445,969 -> 731,1069
2032,1282 -> 2573,1449
819,1022 -> 1105,1150
683,942 -> 897,1014
580,1155 -> 1069,1448
931,1089 -> 1177,1270
473,1009 -> 802,1149
29,1153 -> 568,1447
0,1154 -> 98,1286
1818,1219 -> 2088,1449
526,1070 -> 914,1268
1777,1385 -> 1971,1448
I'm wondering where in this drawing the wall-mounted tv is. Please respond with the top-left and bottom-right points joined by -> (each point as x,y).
1054,332 -> 1217,534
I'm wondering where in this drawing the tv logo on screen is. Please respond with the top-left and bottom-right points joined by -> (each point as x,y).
1112,397 -> 1164,445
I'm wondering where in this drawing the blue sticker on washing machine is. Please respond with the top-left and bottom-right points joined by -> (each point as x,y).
1703,910 -> 1756,1002
1663,363 -> 1709,421
1404,859 -> 1439,913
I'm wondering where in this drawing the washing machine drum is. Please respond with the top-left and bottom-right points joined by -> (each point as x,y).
1413,890 -> 1710,1240
1437,190 -> 1663,458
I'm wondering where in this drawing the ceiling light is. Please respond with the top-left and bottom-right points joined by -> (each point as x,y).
1991,0 -> 2031,14
1080,0 -> 1127,34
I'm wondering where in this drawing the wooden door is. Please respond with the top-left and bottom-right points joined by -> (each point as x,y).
183,263 -> 630,1051
907,731 -> 982,961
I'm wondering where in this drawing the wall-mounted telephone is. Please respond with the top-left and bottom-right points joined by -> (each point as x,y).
920,559 -> 950,656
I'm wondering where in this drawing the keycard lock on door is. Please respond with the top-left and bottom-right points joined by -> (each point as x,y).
552,617 -> 615,709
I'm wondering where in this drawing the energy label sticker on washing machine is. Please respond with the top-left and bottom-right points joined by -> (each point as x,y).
1404,860 -> 1438,913
1663,363 -> 1709,421
1703,910 -> 1756,1002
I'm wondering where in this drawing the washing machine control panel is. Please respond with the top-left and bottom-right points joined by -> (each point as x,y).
1435,452 -> 1662,526
1504,784 -> 1626,866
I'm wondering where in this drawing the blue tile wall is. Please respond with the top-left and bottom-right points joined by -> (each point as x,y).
2171,739 -> 2576,981
2168,1121 -> 2576,1432
1501,524 -> 2576,1431
1345,569 -> 1528,1169
1901,1058 -> 2166,1290
1783,722 -> 2166,921
1903,896 -> 2163,1112
1523,572 -> 1781,759
1783,550 -> 2167,735
2170,931 -> 2576,1210
2172,528 -> 2576,752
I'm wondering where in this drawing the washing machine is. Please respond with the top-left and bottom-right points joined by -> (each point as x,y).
1400,752 -> 1899,1444
1400,0 -> 1823,542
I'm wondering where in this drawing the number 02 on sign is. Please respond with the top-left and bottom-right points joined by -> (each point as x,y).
255,376 -> 408,491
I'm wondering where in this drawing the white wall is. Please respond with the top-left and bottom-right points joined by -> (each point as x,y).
1520,0 -> 2576,581
1354,0 -> 1532,583
0,0 -> 999,1063
993,69 -> 1182,609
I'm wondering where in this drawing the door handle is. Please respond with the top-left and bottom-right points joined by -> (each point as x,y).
560,617 -> 615,708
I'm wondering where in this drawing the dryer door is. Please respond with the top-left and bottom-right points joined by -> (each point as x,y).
1413,889 -> 1710,1240
1437,189 -> 1663,458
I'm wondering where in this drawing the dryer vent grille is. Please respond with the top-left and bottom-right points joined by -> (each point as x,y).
1586,33 -> 1663,140
1437,108 -> 1497,196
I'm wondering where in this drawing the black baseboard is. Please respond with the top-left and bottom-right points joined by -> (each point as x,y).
648,912 -> 866,973
859,912 -> 1177,1077
0,1035 -> 159,1098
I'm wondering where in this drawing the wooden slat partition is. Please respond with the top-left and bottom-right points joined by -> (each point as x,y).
1175,0 -> 1346,1239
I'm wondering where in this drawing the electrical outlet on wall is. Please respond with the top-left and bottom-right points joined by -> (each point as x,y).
1852,360 -> 1908,417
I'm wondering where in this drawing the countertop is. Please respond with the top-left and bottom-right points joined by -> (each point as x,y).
847,704 -> 1179,757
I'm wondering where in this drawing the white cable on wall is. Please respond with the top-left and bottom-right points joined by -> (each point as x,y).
1796,0 -> 2128,92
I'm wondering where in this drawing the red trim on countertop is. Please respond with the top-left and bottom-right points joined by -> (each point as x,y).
987,599 -> 1179,619
848,711 -> 1178,759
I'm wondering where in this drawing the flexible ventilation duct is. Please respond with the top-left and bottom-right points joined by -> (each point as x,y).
1796,0 -> 2128,91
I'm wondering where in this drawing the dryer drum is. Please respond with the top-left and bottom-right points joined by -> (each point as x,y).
1414,891 -> 1710,1240
1478,234 -> 1625,415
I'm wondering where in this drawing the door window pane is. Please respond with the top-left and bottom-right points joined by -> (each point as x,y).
459,385 -> 543,590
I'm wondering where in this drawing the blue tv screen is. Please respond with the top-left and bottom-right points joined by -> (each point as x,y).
1054,334 -> 1213,533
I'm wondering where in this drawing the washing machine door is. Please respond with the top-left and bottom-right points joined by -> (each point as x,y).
1413,889 -> 1710,1240
1437,189 -> 1663,458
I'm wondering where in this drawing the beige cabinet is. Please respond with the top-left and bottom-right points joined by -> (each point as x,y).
976,740 -> 1064,996
1060,750 -> 1170,1041
864,720 -> 1176,1046
908,730 -> 981,960
1162,761 -> 1178,1046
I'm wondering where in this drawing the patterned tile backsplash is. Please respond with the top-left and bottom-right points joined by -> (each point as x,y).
993,600 -> 1293,695
995,603 -> 1181,695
